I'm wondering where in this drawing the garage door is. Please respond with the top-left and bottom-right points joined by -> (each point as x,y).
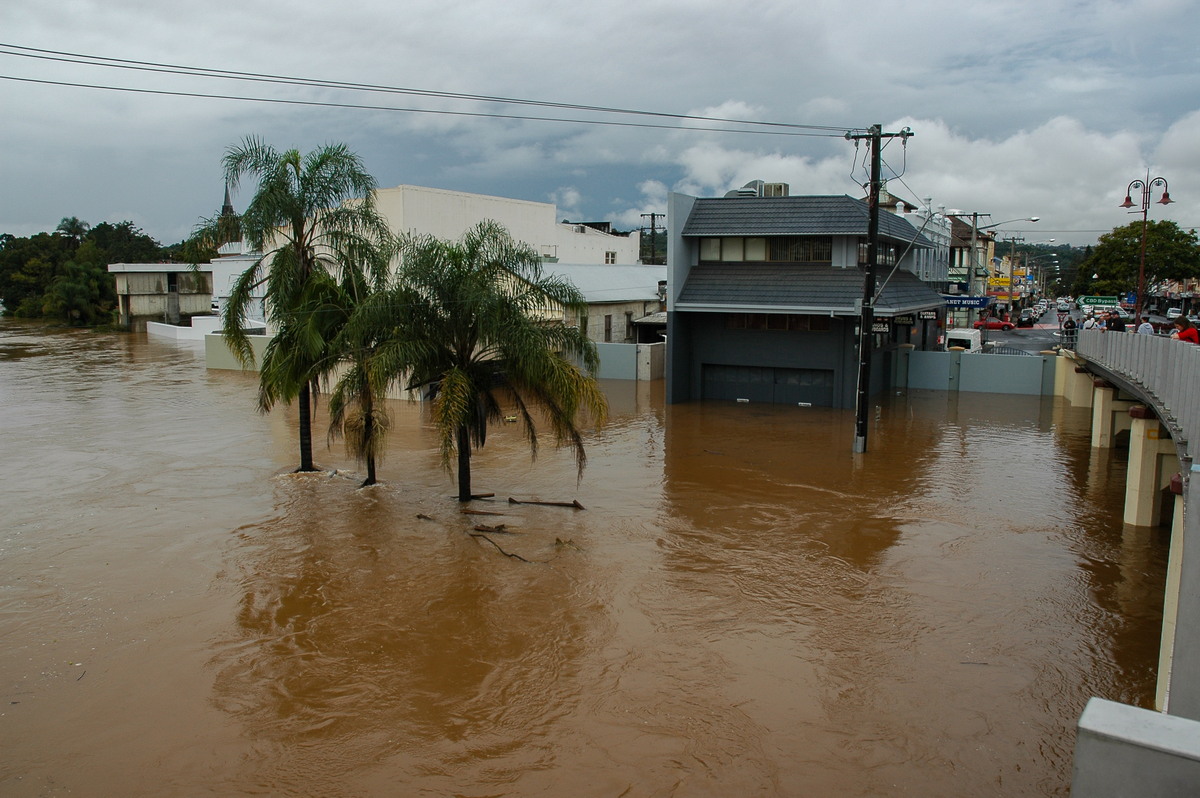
702,364 -> 835,406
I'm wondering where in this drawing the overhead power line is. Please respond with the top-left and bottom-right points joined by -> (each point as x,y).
0,74 -> 849,138
0,42 -> 856,137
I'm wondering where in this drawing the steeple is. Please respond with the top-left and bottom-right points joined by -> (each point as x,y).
221,182 -> 236,218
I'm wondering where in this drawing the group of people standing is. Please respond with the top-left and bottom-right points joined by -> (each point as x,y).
1061,309 -> 1198,347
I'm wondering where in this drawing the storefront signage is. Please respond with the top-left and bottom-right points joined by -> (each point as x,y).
941,295 -> 991,308
893,315 -> 915,326
871,321 -> 891,334
989,277 -> 1012,287
917,310 -> 938,320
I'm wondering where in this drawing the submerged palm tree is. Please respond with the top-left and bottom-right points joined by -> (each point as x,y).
374,221 -> 607,501
192,137 -> 392,472
323,245 -> 397,487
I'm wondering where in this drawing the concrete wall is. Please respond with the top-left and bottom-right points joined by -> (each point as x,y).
204,333 -> 272,371
374,185 -> 639,264
906,350 -> 1056,394
1072,698 -> 1200,797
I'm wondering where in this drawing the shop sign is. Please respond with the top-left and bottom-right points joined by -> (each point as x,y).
917,310 -> 938,320
893,315 -> 915,326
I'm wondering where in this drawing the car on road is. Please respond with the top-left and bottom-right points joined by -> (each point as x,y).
1017,310 -> 1036,327
1167,307 -> 1184,320
975,317 -> 1015,331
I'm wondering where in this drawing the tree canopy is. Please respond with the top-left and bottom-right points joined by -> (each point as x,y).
1075,220 -> 1200,298
0,219 -> 164,323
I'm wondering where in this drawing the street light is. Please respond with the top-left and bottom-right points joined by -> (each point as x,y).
1120,173 -> 1173,320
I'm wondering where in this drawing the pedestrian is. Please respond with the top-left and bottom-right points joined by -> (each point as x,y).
1082,315 -> 1097,330
1171,316 -> 1199,344
1107,311 -> 1127,332
1062,315 -> 1077,349
1136,316 -> 1155,335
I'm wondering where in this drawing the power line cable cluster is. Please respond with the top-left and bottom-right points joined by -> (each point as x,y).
0,42 -> 857,139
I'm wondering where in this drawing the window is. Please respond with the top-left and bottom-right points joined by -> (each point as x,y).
625,311 -> 634,342
166,272 -> 178,292
605,251 -> 617,264
604,314 -> 613,342
699,236 -> 832,263
724,313 -> 831,331
858,241 -> 897,267
721,238 -> 744,261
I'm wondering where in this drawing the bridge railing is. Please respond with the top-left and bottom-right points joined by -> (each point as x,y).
1076,328 -> 1200,460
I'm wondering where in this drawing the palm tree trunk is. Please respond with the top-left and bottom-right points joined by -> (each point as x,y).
363,455 -> 376,487
456,425 -> 472,501
295,381 -> 318,472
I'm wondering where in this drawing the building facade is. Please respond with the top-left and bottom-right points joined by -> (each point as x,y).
666,191 -> 944,408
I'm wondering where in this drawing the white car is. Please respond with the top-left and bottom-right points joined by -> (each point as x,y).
1166,307 -> 1183,320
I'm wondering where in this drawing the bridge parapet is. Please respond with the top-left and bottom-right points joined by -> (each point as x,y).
1076,328 -> 1200,461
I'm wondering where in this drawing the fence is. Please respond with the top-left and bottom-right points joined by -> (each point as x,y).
1076,328 -> 1200,462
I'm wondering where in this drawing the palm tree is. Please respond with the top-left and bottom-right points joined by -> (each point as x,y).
376,221 -> 608,501
55,217 -> 90,250
323,244 -> 397,487
192,137 -> 392,472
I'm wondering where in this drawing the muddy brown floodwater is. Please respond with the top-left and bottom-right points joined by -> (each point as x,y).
0,319 -> 1168,796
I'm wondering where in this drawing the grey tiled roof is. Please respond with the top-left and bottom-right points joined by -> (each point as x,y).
675,263 -> 943,315
682,195 -> 933,247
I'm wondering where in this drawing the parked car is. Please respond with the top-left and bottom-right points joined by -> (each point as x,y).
975,317 -> 1015,331
1167,307 -> 1184,320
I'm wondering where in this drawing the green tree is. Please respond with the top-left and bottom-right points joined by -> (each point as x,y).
55,217 -> 91,251
41,241 -> 117,324
192,136 -> 393,473
1078,220 -> 1200,299
324,258 -> 395,487
376,221 -> 608,501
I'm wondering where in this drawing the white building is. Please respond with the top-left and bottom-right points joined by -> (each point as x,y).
374,185 -> 640,264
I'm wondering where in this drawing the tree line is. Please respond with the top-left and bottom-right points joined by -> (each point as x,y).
0,218 -> 214,324
191,136 -> 607,498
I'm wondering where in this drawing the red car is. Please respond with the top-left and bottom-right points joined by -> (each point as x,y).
974,317 -> 1014,331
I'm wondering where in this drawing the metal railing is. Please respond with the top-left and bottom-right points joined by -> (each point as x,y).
1076,328 -> 1200,460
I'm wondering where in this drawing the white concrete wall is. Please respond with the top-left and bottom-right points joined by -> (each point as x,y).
374,185 -> 638,264
1072,698 -> 1200,796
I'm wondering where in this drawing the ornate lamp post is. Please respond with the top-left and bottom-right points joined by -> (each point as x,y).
1120,173 -> 1173,321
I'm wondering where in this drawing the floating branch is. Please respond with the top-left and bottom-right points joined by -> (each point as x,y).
507,497 -> 586,510
468,532 -> 540,564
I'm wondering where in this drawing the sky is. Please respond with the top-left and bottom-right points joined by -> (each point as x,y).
2,0 -> 1198,249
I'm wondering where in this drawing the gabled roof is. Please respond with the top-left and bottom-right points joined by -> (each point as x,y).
681,195 -> 933,247
676,263 -> 942,316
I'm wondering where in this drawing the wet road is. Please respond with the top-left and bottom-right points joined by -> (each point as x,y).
0,319 -> 1168,796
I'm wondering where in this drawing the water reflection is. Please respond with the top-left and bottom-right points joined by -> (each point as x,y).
0,320 -> 1169,797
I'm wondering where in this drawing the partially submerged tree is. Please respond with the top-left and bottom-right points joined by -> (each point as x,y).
192,136 -> 393,472
375,221 -> 608,501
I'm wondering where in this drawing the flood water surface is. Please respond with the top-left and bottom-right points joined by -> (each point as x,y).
0,320 -> 1167,796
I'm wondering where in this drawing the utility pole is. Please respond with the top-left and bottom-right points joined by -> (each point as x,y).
640,212 -> 664,265
846,124 -> 913,454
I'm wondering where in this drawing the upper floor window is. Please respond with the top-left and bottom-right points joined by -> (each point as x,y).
858,241 -> 897,267
699,236 -> 832,263
604,251 -> 617,264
